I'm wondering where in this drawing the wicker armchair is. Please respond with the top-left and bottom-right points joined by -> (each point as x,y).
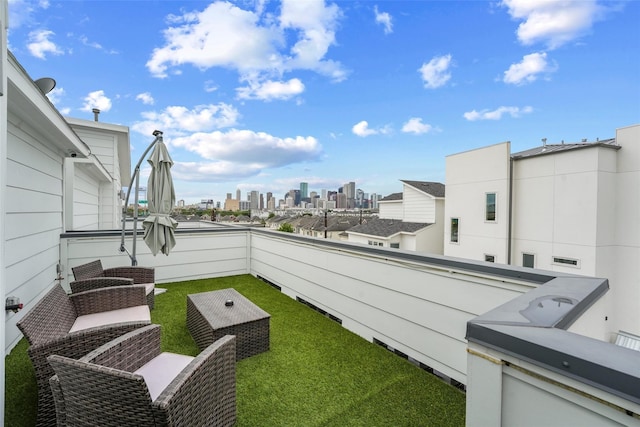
17,284 -> 151,427
71,259 -> 155,309
48,325 -> 237,427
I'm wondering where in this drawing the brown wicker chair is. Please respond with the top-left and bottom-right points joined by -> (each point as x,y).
48,325 -> 236,427
17,284 -> 151,427
71,259 -> 155,309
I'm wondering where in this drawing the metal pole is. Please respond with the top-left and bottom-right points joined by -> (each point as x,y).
119,130 -> 163,266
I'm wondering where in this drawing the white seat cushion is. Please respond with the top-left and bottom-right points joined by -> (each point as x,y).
135,352 -> 194,401
142,282 -> 154,295
69,305 -> 150,333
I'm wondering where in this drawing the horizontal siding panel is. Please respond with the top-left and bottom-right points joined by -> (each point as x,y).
62,231 -> 250,285
6,246 -> 59,293
5,229 -> 60,268
5,186 -> 61,214
5,212 -> 62,240
251,256 -> 467,381
7,159 -> 62,195
8,121 -> 62,177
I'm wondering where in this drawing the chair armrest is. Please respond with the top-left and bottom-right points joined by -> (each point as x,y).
49,374 -> 66,427
28,321 -> 149,411
70,277 -> 134,294
81,324 -> 162,372
152,335 -> 237,426
70,286 -> 147,316
104,267 -> 155,284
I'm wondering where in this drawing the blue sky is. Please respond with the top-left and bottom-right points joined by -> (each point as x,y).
7,0 -> 640,205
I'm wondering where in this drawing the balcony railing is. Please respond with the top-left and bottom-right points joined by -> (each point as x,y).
60,224 -> 640,426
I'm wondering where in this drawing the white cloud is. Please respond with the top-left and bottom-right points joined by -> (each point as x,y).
136,92 -> 155,105
500,0 -> 604,49
171,160 -> 265,181
146,0 -> 346,86
204,80 -> 218,93
374,6 -> 393,34
79,35 -> 102,50
352,120 -> 391,137
27,29 -> 64,59
132,103 -> 240,136
8,0 -> 48,29
279,0 -> 346,81
463,106 -> 533,121
402,118 -> 433,135
46,87 -> 64,105
171,129 -> 322,168
81,90 -> 112,112
419,54 -> 452,89
236,78 -> 304,101
503,52 -> 557,85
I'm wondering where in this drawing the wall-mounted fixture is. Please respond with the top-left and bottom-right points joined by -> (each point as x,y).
6,296 -> 23,313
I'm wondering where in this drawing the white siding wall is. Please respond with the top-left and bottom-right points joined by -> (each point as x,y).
0,4 -> 8,422
5,114 -> 64,350
71,164 -> 100,230
71,128 -> 121,229
378,200 -> 402,219
414,224 -> 444,254
249,231 -> 534,384
445,142 -> 511,263
60,230 -> 250,286
403,184 -> 436,223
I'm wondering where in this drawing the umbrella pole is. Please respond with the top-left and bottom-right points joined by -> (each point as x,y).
119,130 -> 163,266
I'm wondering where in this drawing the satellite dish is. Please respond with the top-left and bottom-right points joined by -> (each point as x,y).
35,77 -> 56,94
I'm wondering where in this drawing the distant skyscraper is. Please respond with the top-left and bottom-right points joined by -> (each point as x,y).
344,182 -> 356,209
236,189 -> 241,201
259,194 -> 264,210
321,189 -> 327,199
337,193 -> 347,209
226,193 -> 232,200
250,190 -> 259,210
300,182 -> 308,199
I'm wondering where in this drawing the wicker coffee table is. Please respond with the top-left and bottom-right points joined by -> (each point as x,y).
187,288 -> 270,360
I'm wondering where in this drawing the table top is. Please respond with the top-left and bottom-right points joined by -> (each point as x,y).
188,288 -> 270,329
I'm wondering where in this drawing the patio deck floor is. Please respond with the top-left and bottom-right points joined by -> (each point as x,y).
5,274 -> 466,426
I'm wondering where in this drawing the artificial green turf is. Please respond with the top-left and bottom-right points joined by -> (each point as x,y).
5,274 -> 466,426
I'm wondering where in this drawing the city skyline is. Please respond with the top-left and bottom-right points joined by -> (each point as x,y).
209,180 -> 380,211
6,0 -> 639,204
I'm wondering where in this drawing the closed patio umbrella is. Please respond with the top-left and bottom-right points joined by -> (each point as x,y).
142,138 -> 178,256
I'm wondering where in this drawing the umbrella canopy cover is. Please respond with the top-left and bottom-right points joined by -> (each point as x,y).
143,140 -> 178,256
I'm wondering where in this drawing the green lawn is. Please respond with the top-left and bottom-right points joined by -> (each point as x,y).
5,274 -> 465,426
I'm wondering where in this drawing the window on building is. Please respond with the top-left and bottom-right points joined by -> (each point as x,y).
484,255 -> 495,263
552,257 -> 580,268
486,193 -> 496,222
450,218 -> 459,243
523,253 -> 535,268
390,243 -> 400,249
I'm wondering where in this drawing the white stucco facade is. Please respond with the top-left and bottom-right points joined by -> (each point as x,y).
444,125 -> 640,337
